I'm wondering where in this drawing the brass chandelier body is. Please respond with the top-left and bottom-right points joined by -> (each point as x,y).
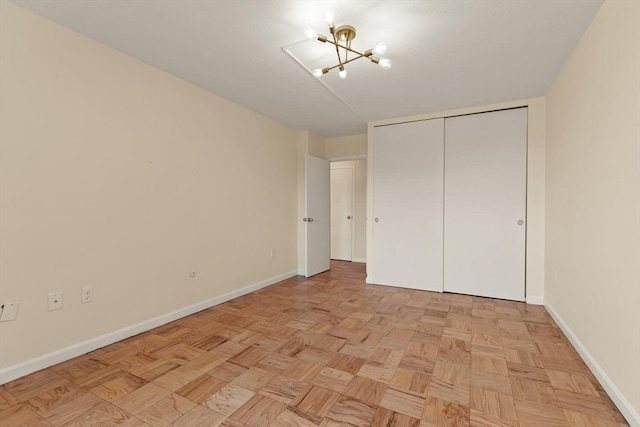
307,15 -> 391,79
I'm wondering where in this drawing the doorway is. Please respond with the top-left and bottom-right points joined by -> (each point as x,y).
330,166 -> 354,261
330,159 -> 367,264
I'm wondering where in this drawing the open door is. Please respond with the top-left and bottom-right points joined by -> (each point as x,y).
305,155 -> 330,277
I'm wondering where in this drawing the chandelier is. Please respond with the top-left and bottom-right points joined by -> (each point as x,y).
304,12 -> 392,79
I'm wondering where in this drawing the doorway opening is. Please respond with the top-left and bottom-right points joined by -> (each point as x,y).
330,159 -> 367,264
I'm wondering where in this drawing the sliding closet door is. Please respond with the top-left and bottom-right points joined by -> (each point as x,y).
444,108 -> 527,301
373,118 -> 444,291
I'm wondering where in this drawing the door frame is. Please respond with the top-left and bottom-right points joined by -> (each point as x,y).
328,155 -> 367,265
330,165 -> 355,261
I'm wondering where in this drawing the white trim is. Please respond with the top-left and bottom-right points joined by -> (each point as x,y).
525,295 -> 544,305
352,257 -> 366,263
544,300 -> 640,427
328,155 -> 367,162
369,99 -> 531,129
0,270 -> 297,386
297,269 -> 305,276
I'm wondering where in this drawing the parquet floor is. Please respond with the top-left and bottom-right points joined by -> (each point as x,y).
1,261 -> 629,426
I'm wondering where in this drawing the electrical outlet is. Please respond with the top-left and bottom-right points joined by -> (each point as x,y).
81,286 -> 93,303
48,291 -> 63,311
0,302 -> 20,321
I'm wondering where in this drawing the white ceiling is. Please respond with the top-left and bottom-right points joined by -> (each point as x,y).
12,0 -> 603,137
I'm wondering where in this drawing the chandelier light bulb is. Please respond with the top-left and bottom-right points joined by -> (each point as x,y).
325,10 -> 335,27
378,58 -> 392,70
312,68 -> 323,78
304,27 -> 318,39
373,43 -> 387,55
339,67 -> 347,79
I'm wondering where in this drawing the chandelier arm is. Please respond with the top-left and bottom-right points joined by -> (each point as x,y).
320,38 -> 373,59
330,32 -> 344,65
322,52 -> 369,73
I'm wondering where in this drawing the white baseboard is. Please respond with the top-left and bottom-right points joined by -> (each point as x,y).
0,270 -> 298,386
544,300 -> 640,427
352,257 -> 366,263
526,295 -> 544,305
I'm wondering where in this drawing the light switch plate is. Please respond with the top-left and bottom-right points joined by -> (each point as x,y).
48,292 -> 63,311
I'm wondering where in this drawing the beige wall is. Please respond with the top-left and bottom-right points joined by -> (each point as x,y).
545,0 -> 640,421
325,134 -> 367,159
367,98 -> 546,302
0,3 -> 298,371
331,160 -> 366,262
306,131 -> 327,159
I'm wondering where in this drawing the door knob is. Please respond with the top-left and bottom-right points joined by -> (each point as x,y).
375,218 -> 379,222
308,218 -> 314,222
303,217 -> 314,222
517,220 -> 524,225
347,216 -> 352,219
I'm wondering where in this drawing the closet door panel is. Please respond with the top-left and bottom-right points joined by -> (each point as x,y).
373,118 -> 444,291
444,108 -> 527,301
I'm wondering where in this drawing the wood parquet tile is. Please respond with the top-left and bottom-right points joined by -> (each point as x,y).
0,261 -> 629,426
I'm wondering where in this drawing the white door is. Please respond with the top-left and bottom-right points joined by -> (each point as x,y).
444,108 -> 527,301
305,155 -> 330,277
330,167 -> 354,261
372,118 -> 444,291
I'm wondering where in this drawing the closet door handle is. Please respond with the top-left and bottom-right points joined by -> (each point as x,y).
347,216 -> 352,220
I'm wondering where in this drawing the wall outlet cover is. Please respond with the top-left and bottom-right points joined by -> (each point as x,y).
81,286 -> 93,303
0,302 -> 20,321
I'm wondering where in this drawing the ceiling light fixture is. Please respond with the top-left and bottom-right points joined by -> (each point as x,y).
305,13 -> 392,79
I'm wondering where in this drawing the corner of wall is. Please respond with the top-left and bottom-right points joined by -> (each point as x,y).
525,96 -> 546,303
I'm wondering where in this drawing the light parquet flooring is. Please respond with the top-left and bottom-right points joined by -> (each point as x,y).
0,261 -> 629,426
